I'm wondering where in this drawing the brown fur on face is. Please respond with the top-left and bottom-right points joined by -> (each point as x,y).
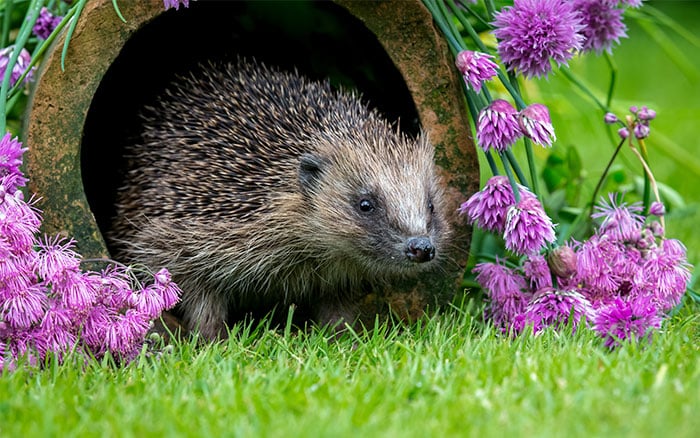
107,59 -> 451,340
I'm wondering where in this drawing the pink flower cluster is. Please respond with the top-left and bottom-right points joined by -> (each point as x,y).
477,100 -> 556,152
605,105 -> 657,140
472,193 -> 691,348
0,46 -> 33,88
492,0 -> 640,78
0,133 -> 181,371
32,7 -> 63,40
460,176 -> 556,255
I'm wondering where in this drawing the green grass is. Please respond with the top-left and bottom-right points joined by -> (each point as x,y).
2,1 -> 699,437
1,304 -> 699,437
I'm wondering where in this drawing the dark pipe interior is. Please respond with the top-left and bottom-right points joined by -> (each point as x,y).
81,1 -> 420,239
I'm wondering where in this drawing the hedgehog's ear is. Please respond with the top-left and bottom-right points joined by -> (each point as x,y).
298,153 -> 327,195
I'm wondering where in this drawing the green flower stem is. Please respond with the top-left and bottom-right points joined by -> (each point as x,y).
483,0 -> 496,21
1,0 -> 13,49
484,149 -> 499,176
504,148 -> 529,186
632,138 -> 661,222
589,135 -> 627,218
0,0 -> 43,134
60,0 -> 88,71
447,0 -> 486,49
423,0 -> 465,52
7,1 -> 82,101
499,151 -> 521,203
560,67 -> 609,113
457,0 -> 492,30
603,52 -> 617,109
463,87 -> 482,126
522,137 -> 540,195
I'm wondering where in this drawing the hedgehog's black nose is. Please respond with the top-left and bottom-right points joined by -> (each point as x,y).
405,237 -> 435,263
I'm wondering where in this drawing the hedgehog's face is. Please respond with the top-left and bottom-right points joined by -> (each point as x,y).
297,135 -> 450,276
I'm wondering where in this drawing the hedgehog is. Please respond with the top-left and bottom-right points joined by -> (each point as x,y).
106,58 -> 451,340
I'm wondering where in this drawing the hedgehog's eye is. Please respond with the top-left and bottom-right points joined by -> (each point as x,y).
428,200 -> 434,214
358,199 -> 375,213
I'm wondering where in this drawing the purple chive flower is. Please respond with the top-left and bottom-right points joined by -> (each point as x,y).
153,268 -> 182,309
455,50 -> 499,93
649,201 -> 665,217
32,7 -> 63,40
604,112 -> 619,124
476,99 -> 522,152
573,0 -> 628,54
0,46 -> 34,87
576,234 -> 622,296
642,239 -> 692,311
0,138 -> 182,370
459,175 -> 529,233
517,288 -> 595,334
1,283 -> 47,329
164,0 -> 190,10
504,195 -> 556,255
35,236 -> 82,283
518,103 -> 556,147
130,286 -> 166,320
492,0 -> 584,78
592,193 -> 645,243
594,296 -> 661,349
474,261 -> 531,331
0,133 -> 27,182
522,254 -> 553,291
617,127 -> 629,139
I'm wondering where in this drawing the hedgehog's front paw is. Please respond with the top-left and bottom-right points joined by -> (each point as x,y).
313,299 -> 359,334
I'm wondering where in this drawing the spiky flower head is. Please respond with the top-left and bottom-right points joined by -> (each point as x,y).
518,103 -> 556,147
504,195 -> 556,255
455,50 -> 499,93
641,239 -> 692,311
517,288 -> 595,334
32,7 -> 63,40
0,46 -> 34,87
573,0 -> 628,54
476,99 -> 522,152
594,295 -> 660,348
459,175 -> 530,233
522,254 -> 553,291
0,133 -> 28,189
591,193 -> 645,243
473,261 -> 531,331
492,0 -> 584,78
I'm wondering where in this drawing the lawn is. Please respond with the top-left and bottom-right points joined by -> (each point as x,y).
1,1 -> 699,437
1,303 -> 698,437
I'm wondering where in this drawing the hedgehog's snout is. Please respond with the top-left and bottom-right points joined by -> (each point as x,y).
405,237 -> 435,263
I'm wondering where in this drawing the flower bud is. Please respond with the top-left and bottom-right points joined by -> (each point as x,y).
633,123 -> 650,139
546,246 -> 577,279
649,201 -> 665,217
637,106 -> 656,121
604,112 -> 618,124
617,127 -> 629,139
